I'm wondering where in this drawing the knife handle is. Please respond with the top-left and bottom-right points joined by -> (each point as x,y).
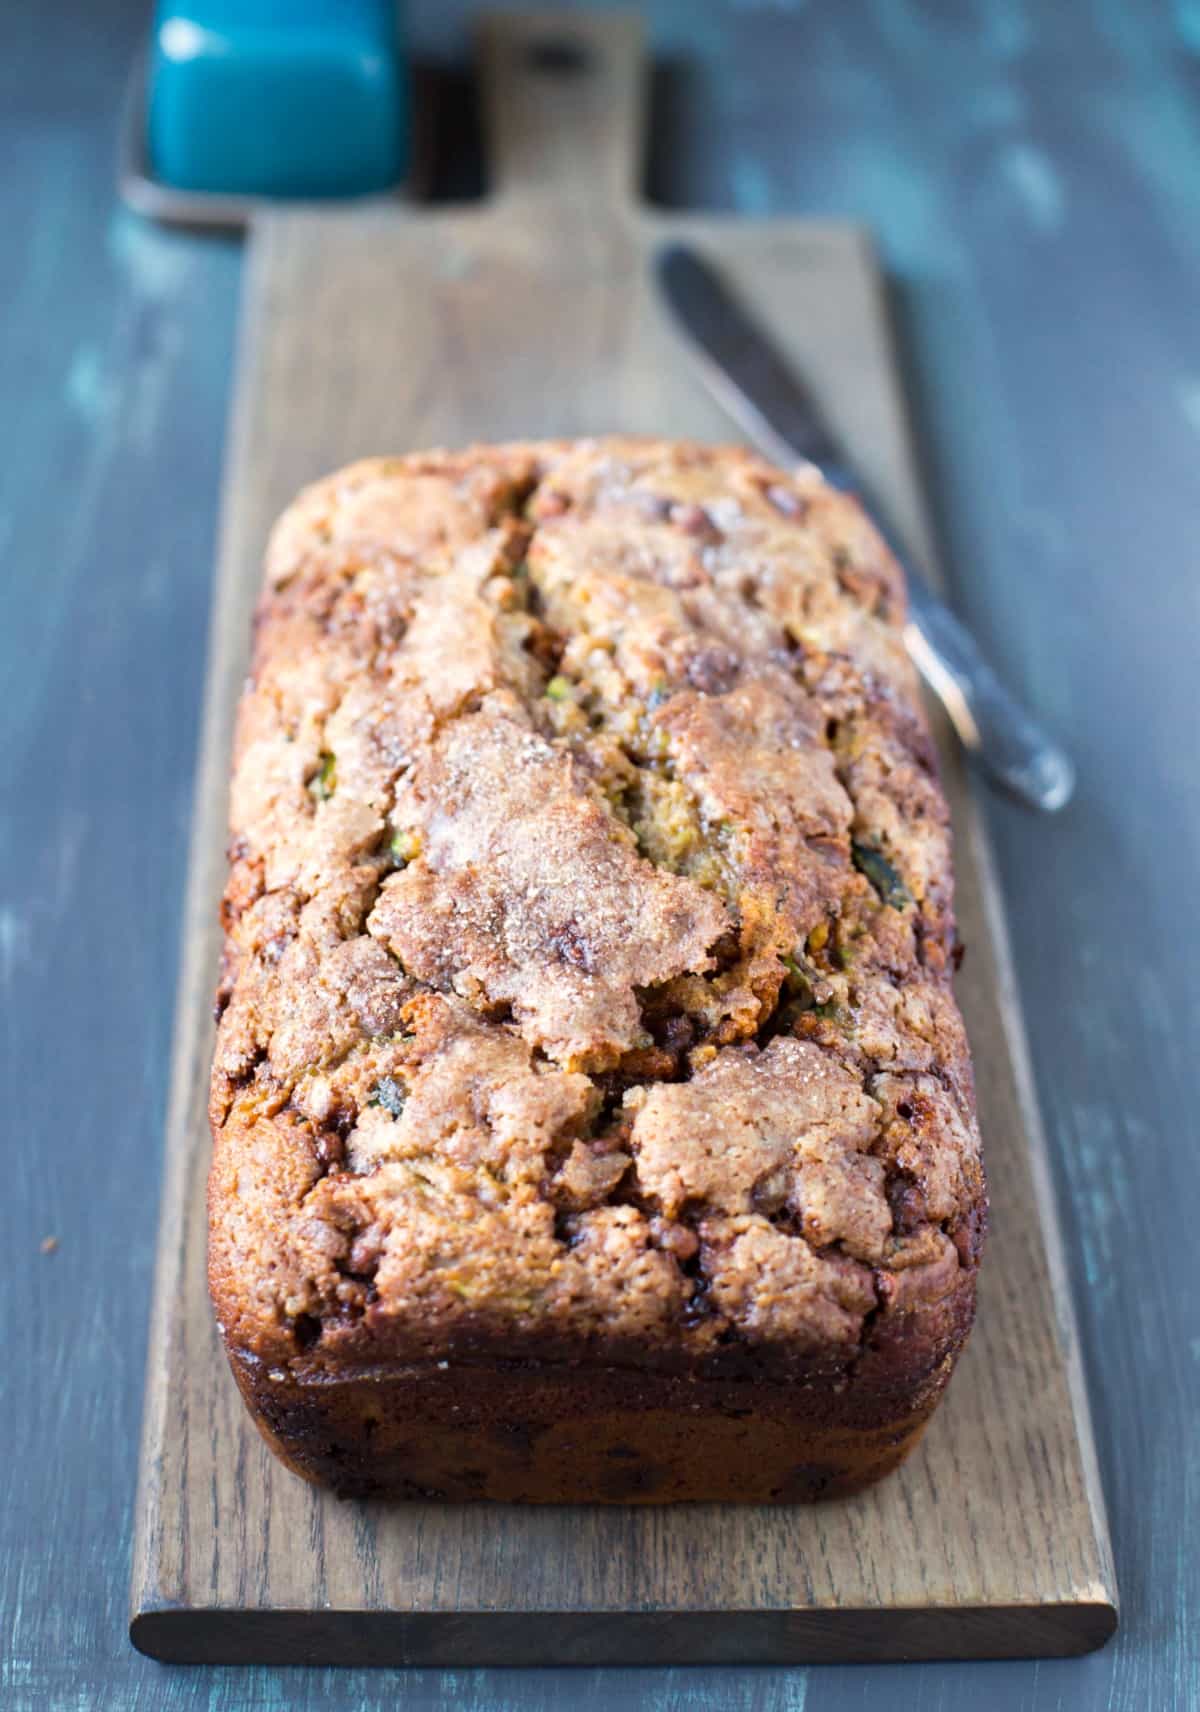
817,462 -> 1074,813
901,583 -> 1075,811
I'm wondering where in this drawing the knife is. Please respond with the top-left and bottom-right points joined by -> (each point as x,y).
656,243 -> 1074,813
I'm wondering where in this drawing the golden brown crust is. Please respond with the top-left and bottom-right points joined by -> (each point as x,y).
208,437 -> 986,1500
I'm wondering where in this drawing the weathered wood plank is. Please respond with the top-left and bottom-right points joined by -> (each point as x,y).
128,12 -> 1114,1667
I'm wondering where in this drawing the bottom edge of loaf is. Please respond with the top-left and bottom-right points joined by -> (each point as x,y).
226,1348 -> 959,1504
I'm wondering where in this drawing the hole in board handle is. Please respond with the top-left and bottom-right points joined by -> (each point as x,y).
524,39 -> 593,76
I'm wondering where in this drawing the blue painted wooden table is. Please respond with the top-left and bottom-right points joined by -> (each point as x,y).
3,1 -> 1196,1707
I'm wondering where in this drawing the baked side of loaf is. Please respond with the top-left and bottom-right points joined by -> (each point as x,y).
208,437 -> 985,1501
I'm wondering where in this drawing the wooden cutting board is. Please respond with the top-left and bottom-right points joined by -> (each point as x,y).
129,10 -> 1116,1667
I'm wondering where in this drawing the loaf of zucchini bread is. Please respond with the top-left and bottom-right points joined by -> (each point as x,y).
208,437 -> 985,1502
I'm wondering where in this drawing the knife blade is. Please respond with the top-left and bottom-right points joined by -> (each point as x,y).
656,243 -> 1074,813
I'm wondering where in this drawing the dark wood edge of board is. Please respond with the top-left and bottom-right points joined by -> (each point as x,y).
130,1600 -> 1118,1668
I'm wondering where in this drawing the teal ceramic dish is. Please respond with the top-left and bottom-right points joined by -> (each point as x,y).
147,0 -> 409,199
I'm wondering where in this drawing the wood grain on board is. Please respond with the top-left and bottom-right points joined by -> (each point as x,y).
129,11 -> 1115,1667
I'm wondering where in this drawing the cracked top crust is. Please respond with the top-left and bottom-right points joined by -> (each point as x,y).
368,699 -> 729,1067
208,437 -> 985,1383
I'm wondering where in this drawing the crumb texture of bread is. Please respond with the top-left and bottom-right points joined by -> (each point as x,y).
208,437 -> 985,1499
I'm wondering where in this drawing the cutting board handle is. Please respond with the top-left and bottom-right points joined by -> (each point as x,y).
477,10 -> 647,208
